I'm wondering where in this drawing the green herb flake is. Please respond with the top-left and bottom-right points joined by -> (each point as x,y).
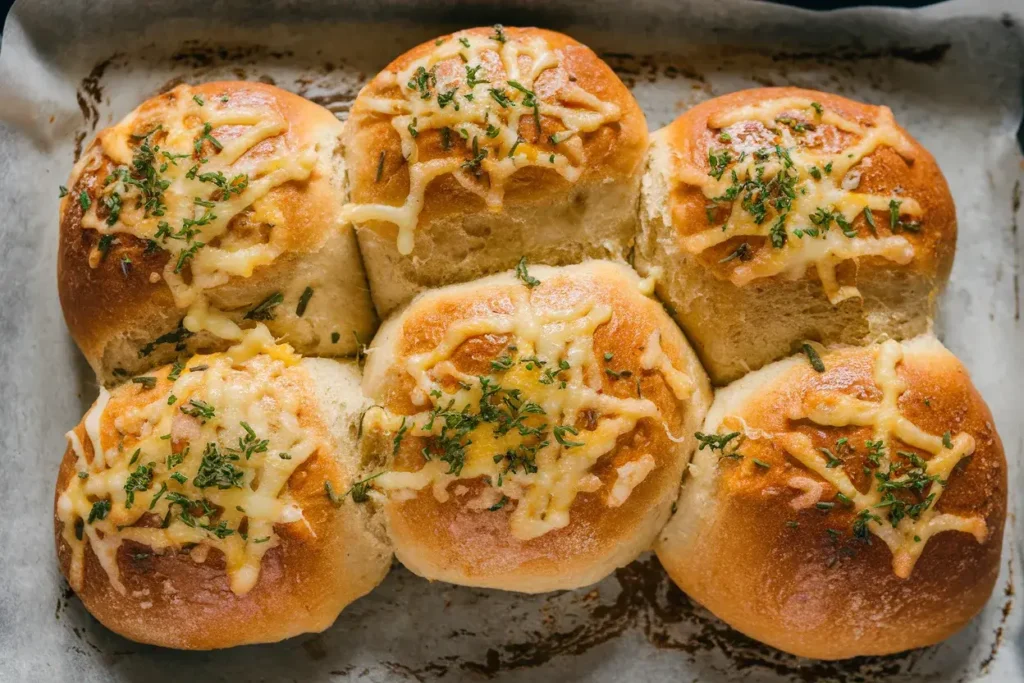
244,292 -> 284,321
514,256 -> 540,288
296,286 -> 314,317
801,343 -> 825,372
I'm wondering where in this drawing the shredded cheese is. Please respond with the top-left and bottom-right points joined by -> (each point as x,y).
369,283 -> 690,541
74,84 -> 318,340
56,326 -> 317,596
726,340 -> 985,578
676,97 -> 922,304
341,29 -> 622,255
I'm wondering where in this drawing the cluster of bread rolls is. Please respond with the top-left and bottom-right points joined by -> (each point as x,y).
53,24 -> 1005,660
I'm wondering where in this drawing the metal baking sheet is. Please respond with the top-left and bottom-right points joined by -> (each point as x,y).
0,0 -> 1020,680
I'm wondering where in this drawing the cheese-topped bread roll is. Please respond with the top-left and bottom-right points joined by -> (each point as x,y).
636,87 -> 956,385
60,81 -> 377,386
53,328 -> 390,649
656,336 -> 1005,659
359,260 -> 711,592
342,26 -> 649,316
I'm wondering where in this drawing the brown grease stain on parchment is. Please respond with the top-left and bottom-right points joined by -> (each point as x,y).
370,556 -> 938,682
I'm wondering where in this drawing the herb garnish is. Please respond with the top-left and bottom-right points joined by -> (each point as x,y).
244,292 -> 284,321
514,256 -> 540,288
296,286 -> 314,317
801,343 -> 825,372
193,442 -> 244,489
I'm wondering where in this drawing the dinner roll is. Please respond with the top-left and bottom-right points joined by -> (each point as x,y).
342,25 -> 649,316
656,336 -> 1006,659
359,260 -> 711,592
59,81 -> 377,386
635,87 -> 956,385
53,328 -> 390,649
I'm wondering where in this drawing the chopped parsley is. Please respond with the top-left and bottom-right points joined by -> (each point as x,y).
707,149 -> 732,180
889,199 -> 902,230
193,122 -> 223,155
718,242 -> 752,264
553,424 -> 584,448
345,472 -> 385,503
244,292 -> 284,321
695,431 -> 742,461
488,87 -> 514,109
514,256 -> 540,288
87,499 -> 111,524
180,398 -> 215,421
193,442 -> 244,489
123,463 -> 154,508
801,343 -> 825,372
296,286 -> 314,317
393,417 -> 410,456
465,64 -> 489,88
461,136 -> 487,176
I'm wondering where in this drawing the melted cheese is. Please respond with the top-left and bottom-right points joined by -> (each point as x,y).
786,475 -> 825,511
676,97 -> 921,304
340,29 -> 622,254
370,284 -> 691,541
727,340 -> 985,578
640,329 -> 695,401
607,454 -> 657,508
75,84 -> 317,340
56,325 -> 315,596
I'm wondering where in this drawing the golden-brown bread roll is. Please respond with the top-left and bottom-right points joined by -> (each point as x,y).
60,81 -> 377,386
359,260 -> 711,592
53,329 -> 391,649
635,87 -> 956,385
656,335 -> 1006,659
341,26 -> 649,316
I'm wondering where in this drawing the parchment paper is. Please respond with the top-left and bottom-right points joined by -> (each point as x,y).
0,0 -> 1021,681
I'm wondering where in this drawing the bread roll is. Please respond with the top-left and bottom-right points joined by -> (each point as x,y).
359,260 -> 711,592
342,26 -> 649,316
635,87 -> 956,385
656,336 -> 1006,659
59,81 -> 377,386
53,329 -> 391,649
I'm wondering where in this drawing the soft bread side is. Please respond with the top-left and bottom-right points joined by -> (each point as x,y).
656,336 -> 1006,659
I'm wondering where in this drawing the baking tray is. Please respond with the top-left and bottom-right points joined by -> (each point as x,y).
0,0 -> 1020,681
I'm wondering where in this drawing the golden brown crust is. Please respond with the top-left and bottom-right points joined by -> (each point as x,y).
363,261 -> 711,591
53,357 -> 390,649
660,87 -> 956,281
636,86 -> 956,385
59,81 -> 376,384
346,26 -> 648,238
656,337 -> 1005,659
343,26 -> 649,315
